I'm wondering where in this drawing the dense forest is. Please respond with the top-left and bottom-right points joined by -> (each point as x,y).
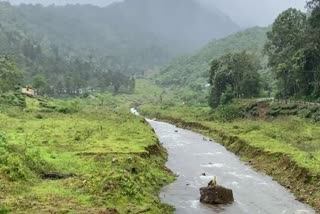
0,0 -> 238,97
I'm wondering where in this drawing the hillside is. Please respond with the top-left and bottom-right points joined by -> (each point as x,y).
156,27 -> 269,89
0,0 -> 239,74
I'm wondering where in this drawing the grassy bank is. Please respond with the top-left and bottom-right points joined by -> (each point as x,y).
140,103 -> 320,212
0,94 -> 174,214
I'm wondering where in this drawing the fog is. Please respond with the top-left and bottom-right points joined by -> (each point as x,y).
3,0 -> 307,27
199,0 -> 307,27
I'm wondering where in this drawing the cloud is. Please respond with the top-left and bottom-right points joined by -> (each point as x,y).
3,0 -> 121,6
2,0 -> 307,26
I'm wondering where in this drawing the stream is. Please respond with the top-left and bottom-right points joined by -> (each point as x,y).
147,119 -> 316,214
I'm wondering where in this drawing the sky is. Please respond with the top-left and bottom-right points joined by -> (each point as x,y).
199,0 -> 307,27
2,0 -> 307,27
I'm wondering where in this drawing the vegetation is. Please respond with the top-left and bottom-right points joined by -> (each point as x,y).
156,0 -> 320,105
0,56 -> 22,93
0,93 -> 174,213
264,3 -> 320,101
155,27 -> 273,104
0,0 -> 238,90
2,0 -> 320,212
208,52 -> 261,108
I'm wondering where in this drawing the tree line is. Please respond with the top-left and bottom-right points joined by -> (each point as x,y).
0,27 -> 136,96
208,0 -> 320,108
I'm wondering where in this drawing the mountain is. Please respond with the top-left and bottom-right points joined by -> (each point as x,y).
156,27 -> 269,89
0,0 -> 239,73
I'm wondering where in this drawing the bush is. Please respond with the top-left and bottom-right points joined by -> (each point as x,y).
57,100 -> 80,114
0,92 -> 26,108
213,104 -> 243,122
298,108 -> 312,118
0,142 -> 50,181
0,208 -> 10,214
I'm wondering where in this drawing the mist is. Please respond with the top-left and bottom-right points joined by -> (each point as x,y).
199,0 -> 307,27
3,0 -> 307,27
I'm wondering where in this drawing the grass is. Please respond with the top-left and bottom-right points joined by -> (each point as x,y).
0,94 -> 175,214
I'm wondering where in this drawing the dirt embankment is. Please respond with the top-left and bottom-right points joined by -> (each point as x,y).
245,101 -> 320,121
144,114 -> 320,213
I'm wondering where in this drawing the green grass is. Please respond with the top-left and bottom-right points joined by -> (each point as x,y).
140,103 -> 320,174
0,95 -> 174,213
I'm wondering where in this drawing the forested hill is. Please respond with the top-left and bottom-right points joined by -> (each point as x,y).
2,0 -> 238,72
0,0 -> 238,96
156,27 -> 269,89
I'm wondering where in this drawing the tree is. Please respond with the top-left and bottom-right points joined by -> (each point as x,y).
32,74 -> 47,95
0,56 -> 22,93
208,52 -> 261,108
264,8 -> 307,98
306,0 -> 320,97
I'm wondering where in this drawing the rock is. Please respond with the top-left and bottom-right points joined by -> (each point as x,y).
200,186 -> 234,204
175,130 -> 178,133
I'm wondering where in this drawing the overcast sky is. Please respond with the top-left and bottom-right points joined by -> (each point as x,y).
2,0 -> 307,27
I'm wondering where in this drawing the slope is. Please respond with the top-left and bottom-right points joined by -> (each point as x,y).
5,0 -> 238,72
156,27 -> 269,89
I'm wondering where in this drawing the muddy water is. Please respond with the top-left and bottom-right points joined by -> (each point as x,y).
147,119 -> 315,214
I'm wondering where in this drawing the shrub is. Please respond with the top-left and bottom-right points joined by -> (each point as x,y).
213,104 -> 243,122
0,92 -> 26,108
0,208 -> 10,214
0,142 -> 50,181
298,108 -> 312,118
57,100 -> 80,114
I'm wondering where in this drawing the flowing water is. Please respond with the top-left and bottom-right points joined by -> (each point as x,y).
147,119 -> 316,214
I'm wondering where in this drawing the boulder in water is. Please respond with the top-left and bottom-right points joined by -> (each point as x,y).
200,186 -> 234,204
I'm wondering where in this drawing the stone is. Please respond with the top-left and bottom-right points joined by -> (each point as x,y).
200,186 -> 234,204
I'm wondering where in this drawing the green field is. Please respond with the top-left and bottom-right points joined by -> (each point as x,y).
0,93 -> 174,214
